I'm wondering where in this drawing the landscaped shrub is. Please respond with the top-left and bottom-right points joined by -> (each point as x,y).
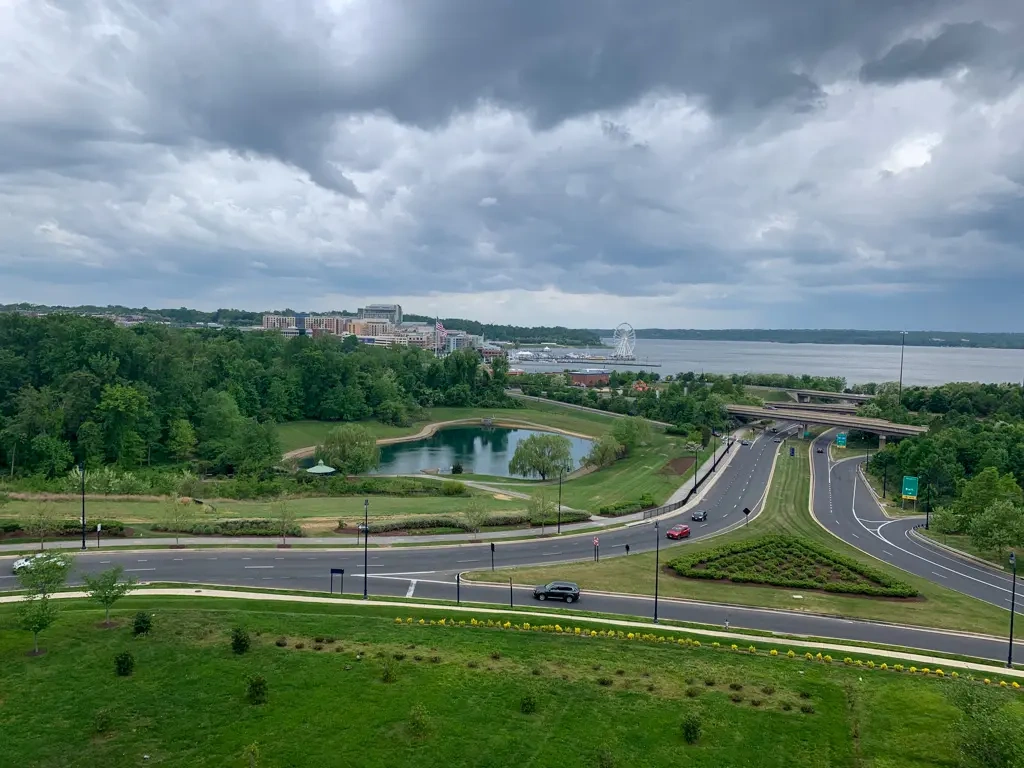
381,661 -> 398,683
685,687 -> 701,698
667,534 -> 918,597
94,709 -> 113,734
231,627 -> 251,654
363,509 -> 590,534
153,519 -> 302,537
729,682 -> 743,691
680,712 -> 703,744
800,704 -> 815,714
597,677 -> 614,687
294,642 -> 305,650
275,637 -> 287,647
409,703 -> 430,737
442,481 -> 467,495
114,651 -> 134,677
247,674 -> 268,705
520,695 -> 537,714
132,611 -> 152,636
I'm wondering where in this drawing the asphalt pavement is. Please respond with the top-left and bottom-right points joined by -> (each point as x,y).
811,431 -> 1023,618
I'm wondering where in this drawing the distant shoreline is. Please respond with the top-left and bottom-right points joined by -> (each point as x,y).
594,332 -> 1024,351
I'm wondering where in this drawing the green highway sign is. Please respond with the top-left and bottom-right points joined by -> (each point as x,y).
836,433 -> 847,447
902,476 -> 919,500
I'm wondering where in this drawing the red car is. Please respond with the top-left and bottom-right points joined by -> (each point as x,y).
666,524 -> 691,540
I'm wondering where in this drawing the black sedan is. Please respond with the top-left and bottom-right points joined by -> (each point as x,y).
533,581 -> 581,603
691,510 -> 707,522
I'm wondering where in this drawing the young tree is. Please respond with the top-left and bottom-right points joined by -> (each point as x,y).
31,434 -> 74,478
610,416 -> 652,455
969,499 -> 1024,555
167,418 -> 197,462
527,493 -> 556,526
160,496 -> 198,546
18,595 -> 61,656
15,551 -> 73,596
83,566 -> 138,626
583,433 -> 623,469
273,499 -> 297,546
315,424 -> 381,475
461,499 -> 490,539
508,433 -> 575,480
22,503 -> 62,551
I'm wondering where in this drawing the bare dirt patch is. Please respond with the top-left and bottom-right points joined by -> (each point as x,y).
492,493 -> 513,501
662,456 -> 696,476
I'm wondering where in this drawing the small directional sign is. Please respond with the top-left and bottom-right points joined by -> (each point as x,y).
836,433 -> 847,447
902,476 -> 919,501
789,447 -> 795,457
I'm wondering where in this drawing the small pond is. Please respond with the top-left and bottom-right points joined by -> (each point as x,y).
375,426 -> 593,477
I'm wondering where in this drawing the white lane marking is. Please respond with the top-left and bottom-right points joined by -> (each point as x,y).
406,580 -> 418,598
932,571 -> 948,579
244,565 -> 274,569
456,559 -> 480,563
274,557 -> 284,560
242,557 -> 252,560
173,558 -> 183,561
206,557 -> 217,560
542,551 -> 562,556
883,551 -> 894,557
0,575 -> 16,579
137,559 -> 148,562
851,532 -> 860,539
100,560 -> 111,564
126,568 -> 156,572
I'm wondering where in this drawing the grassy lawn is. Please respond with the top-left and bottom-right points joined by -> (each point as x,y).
0,596 -> 1009,768
0,494 -> 523,528
469,442 -> 1014,637
746,386 -> 794,403
277,402 -> 621,453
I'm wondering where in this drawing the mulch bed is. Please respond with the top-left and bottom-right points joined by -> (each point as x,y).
662,456 -> 696,475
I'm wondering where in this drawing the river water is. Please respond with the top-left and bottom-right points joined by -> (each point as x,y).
516,339 -> 1024,386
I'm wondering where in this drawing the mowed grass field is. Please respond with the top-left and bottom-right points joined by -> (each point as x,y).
0,597 -> 1008,768
470,442 -> 1014,637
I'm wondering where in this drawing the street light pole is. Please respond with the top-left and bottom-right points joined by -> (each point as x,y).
711,435 -> 718,471
693,448 -> 699,492
898,331 -> 907,406
1009,551 -> 1017,669
362,499 -> 369,599
654,521 -> 660,624
557,471 -> 563,534
80,462 -> 86,550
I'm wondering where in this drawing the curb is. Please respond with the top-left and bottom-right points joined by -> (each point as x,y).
907,526 -> 1013,577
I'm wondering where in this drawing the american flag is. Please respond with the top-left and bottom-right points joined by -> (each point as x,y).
435,319 -> 447,339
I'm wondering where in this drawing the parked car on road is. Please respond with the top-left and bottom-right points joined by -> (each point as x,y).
533,581 -> 581,603
691,510 -> 707,522
666,524 -> 691,540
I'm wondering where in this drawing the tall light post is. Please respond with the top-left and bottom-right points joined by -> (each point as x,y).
362,499 -> 369,600
711,434 -> 719,471
653,520 -> 661,624
693,447 -> 699,493
80,462 -> 86,550
898,331 -> 908,406
557,471 -> 563,534
1009,551 -> 1017,669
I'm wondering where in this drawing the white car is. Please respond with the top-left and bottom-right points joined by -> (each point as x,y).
11,552 -> 67,575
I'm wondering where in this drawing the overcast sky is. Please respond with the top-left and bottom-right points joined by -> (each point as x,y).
2,1 -> 1023,330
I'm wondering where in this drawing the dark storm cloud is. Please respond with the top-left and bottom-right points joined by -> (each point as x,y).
859,21 -> 1014,84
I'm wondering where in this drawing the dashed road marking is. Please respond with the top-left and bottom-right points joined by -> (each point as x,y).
406,580 -> 418,598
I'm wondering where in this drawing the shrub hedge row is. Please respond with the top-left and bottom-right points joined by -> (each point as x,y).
0,519 -> 127,537
358,509 -> 591,534
668,534 -> 918,598
152,519 -> 302,537
597,493 -> 656,516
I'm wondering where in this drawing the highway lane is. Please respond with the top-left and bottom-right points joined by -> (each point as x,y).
0,425 -> 795,586
812,432 -> 1023,617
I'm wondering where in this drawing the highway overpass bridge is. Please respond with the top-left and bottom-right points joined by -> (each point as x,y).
789,388 -> 873,404
768,400 -> 859,415
726,404 -> 926,446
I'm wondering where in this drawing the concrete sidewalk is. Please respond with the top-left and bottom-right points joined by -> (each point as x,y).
0,431 -> 743,554
4,587 -> 1021,681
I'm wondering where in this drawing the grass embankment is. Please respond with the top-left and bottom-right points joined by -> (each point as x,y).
1,598 -> 1009,768
746,386 -> 795,403
918,529 -> 1016,574
469,442 -> 1013,637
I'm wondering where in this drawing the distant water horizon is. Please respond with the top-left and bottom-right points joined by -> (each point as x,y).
516,338 -> 1024,386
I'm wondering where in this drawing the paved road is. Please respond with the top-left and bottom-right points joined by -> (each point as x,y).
5,424 -> 1021,662
812,431 -> 1023,618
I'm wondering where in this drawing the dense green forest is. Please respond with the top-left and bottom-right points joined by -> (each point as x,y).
593,328 -> 1024,349
0,314 -> 513,479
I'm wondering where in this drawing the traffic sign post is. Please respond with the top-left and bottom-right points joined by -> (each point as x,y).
836,433 -> 847,448
594,537 -> 600,562
743,507 -> 751,525
490,542 -> 495,571
789,446 -> 795,457
902,476 -> 919,500
329,568 -> 344,595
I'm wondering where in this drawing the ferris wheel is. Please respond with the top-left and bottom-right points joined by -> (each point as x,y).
612,322 -> 636,358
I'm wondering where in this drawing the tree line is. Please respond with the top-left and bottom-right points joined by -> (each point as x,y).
0,314 -> 513,479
